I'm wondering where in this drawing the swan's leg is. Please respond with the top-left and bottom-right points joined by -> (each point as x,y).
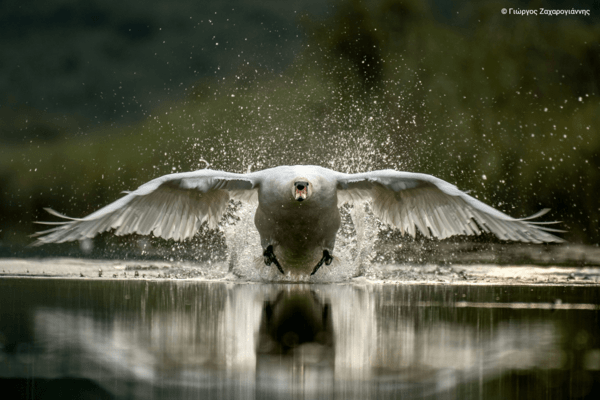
263,245 -> 284,274
311,250 -> 333,276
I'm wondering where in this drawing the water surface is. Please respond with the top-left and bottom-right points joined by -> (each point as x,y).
1,278 -> 599,399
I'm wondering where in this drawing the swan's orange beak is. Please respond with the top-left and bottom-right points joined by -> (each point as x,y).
295,187 -> 307,201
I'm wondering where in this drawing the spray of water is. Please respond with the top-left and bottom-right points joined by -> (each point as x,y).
215,129 -> 391,282
223,201 -> 378,282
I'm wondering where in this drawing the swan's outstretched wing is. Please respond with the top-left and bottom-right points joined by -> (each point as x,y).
336,170 -> 563,243
32,169 -> 259,245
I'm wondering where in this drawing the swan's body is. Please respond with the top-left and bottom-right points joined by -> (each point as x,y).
33,165 -> 563,275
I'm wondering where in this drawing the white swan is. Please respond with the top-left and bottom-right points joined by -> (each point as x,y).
33,165 -> 563,275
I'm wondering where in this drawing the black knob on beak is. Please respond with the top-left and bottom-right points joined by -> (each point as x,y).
295,181 -> 308,190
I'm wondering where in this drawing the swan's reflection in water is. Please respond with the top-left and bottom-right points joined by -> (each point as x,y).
256,288 -> 334,398
0,279 -> 598,399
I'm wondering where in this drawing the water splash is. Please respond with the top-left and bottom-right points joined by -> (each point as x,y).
223,199 -> 380,283
199,126 -> 397,282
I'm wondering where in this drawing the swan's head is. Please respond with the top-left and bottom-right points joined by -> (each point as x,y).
292,179 -> 312,202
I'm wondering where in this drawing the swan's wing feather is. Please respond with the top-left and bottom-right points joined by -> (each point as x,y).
32,169 -> 260,245
336,170 -> 564,243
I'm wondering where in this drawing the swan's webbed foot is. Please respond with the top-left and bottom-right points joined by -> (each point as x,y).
311,250 -> 333,276
263,245 -> 284,274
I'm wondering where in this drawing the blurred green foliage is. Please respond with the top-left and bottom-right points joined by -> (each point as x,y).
1,0 -> 599,253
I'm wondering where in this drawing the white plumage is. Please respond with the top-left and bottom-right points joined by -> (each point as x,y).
33,165 -> 563,274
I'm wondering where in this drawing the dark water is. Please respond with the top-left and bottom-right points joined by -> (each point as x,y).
0,278 -> 598,399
